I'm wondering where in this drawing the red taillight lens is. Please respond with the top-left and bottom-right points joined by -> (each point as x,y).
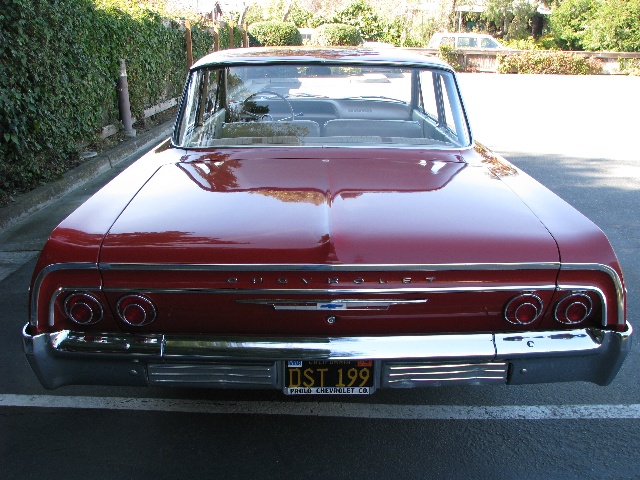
504,294 -> 543,325
554,293 -> 593,325
116,295 -> 157,326
64,293 -> 104,325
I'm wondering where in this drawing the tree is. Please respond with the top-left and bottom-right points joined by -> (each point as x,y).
332,0 -> 385,41
287,3 -> 313,27
507,1 -> 537,39
480,0 -> 536,39
548,0 -> 598,50
582,0 -> 640,52
481,0 -> 513,36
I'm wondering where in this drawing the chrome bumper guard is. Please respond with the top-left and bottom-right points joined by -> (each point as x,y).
22,323 -> 632,390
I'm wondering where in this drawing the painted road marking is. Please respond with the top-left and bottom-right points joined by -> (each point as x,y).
1,394 -> 640,420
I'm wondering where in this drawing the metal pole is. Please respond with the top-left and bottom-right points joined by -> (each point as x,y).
117,59 -> 136,138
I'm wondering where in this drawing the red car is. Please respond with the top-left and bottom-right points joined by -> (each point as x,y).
23,48 -> 631,394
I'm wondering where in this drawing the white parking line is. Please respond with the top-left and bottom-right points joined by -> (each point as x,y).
2,394 -> 640,420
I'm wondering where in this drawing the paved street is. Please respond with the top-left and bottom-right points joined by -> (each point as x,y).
1,73 -> 639,479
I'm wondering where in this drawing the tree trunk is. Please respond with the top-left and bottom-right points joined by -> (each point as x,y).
503,7 -> 509,37
281,1 -> 293,22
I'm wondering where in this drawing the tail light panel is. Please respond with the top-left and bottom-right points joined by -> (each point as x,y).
64,293 -> 104,325
504,293 -> 543,325
554,292 -> 593,325
116,294 -> 157,326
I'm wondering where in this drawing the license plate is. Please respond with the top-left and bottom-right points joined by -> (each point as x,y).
284,360 -> 374,395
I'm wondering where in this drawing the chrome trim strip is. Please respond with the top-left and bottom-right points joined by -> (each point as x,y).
557,285 -> 606,327
48,287 -> 100,327
562,263 -> 625,326
48,329 -> 163,355
386,362 -> 507,372
148,363 -> 278,387
99,262 -> 560,272
236,298 -> 428,310
496,330 -> 600,356
102,285 -> 558,295
31,263 -> 98,327
384,362 -> 508,386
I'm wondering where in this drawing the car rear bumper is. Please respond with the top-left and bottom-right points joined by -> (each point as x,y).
22,323 -> 632,390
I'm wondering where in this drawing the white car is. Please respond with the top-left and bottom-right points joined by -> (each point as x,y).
427,33 -> 506,50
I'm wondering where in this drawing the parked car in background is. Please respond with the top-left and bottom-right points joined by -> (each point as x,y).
428,32 -> 506,49
23,47 -> 631,395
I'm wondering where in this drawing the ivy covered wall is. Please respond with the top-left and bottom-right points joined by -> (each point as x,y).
0,0 -> 215,206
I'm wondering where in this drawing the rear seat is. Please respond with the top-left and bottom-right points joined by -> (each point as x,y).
323,119 -> 423,138
221,120 -> 320,138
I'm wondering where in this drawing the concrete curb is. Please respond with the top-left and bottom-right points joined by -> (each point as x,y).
0,121 -> 174,231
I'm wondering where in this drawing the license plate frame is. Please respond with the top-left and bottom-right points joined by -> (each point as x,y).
284,360 -> 375,395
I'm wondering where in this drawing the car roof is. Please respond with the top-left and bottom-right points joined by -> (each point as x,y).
191,46 -> 452,71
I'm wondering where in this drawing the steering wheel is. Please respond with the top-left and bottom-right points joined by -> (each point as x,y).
241,90 -> 295,122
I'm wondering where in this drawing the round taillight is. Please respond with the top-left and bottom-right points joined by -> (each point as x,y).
554,293 -> 593,325
64,293 -> 104,325
504,294 -> 543,325
116,295 -> 157,326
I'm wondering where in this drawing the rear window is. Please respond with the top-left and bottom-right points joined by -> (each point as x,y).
457,37 -> 477,48
174,64 -> 470,150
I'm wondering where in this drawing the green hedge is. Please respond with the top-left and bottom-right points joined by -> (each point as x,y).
311,23 -> 362,46
619,58 -> 640,76
0,0 -> 214,207
497,51 -> 603,75
437,45 -> 463,72
248,21 -> 302,46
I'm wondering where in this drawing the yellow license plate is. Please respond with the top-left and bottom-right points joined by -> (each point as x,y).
284,360 -> 374,395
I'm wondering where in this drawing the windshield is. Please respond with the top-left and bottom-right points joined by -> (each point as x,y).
174,64 -> 470,149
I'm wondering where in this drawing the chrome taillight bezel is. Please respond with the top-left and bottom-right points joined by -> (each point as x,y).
504,293 -> 544,325
554,292 -> 593,325
64,293 -> 104,325
116,294 -> 157,326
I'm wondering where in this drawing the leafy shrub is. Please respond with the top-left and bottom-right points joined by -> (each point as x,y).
287,4 -> 313,28
311,23 -> 362,46
582,0 -> 640,52
332,0 -> 383,42
216,23 -> 246,50
309,13 -> 331,29
437,44 -> 462,71
501,36 -> 561,51
497,51 -> 603,75
0,0 -> 213,207
248,21 -> 302,46
294,0 -> 421,47
619,58 -> 640,76
550,0 -> 640,52
548,0 -> 597,51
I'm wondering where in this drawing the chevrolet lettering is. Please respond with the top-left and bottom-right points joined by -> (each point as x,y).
22,47 -> 631,393
225,276 -> 433,285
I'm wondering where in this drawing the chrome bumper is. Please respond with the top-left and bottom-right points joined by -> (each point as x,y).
22,323 -> 632,390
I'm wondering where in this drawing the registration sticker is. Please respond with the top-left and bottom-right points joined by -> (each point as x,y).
284,360 -> 374,395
